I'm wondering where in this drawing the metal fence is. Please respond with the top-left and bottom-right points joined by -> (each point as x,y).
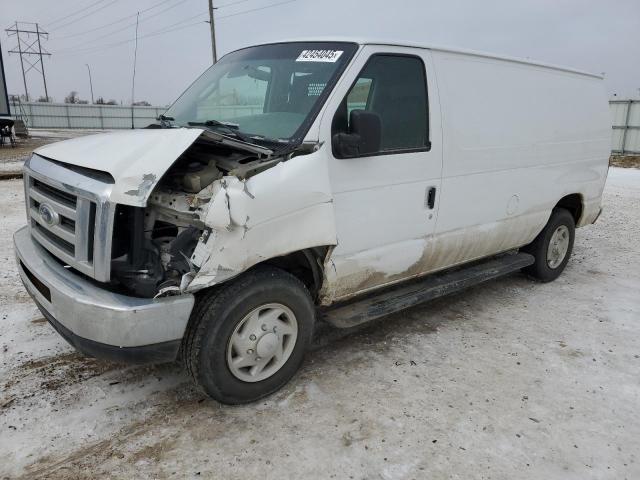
13,101 -> 168,129
10,101 -> 267,130
610,100 -> 640,155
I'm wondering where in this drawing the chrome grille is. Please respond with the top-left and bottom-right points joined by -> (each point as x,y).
24,155 -> 115,282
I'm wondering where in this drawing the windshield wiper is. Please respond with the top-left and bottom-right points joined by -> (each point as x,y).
188,119 -> 253,143
248,136 -> 290,147
157,114 -> 174,128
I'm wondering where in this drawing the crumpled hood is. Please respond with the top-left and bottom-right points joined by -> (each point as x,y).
34,128 -> 204,207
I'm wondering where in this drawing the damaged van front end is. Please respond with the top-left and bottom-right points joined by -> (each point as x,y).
14,126 -> 336,362
14,40 -> 358,364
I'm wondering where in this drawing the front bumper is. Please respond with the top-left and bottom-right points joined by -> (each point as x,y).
14,226 -> 195,363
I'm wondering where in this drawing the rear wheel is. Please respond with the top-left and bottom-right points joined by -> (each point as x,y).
183,266 -> 315,404
521,208 -> 575,282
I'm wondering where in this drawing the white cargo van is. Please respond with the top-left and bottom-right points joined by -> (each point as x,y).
14,39 -> 611,404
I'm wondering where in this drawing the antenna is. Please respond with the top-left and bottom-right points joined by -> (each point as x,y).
85,64 -> 94,104
131,12 -> 140,129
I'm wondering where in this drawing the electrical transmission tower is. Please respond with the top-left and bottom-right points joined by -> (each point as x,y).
5,22 -> 51,101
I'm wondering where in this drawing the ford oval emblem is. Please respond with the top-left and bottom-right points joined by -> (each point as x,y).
38,203 -> 59,227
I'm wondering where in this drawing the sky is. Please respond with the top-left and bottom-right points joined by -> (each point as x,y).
1,0 -> 639,106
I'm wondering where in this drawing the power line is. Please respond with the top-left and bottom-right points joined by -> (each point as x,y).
215,0 -> 254,9
45,0 -> 109,28
49,0 -> 120,32
217,0 -> 297,19
54,0 -> 193,49
56,0 -> 299,58
53,0 -> 177,39
52,0 -> 254,41
56,11 -> 208,55
56,15 -> 209,57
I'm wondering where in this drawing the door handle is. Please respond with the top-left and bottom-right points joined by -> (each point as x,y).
426,187 -> 437,210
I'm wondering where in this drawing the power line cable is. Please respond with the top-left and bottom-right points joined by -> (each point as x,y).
53,0 -> 177,39
56,0 -> 299,57
52,0 -> 252,45
216,0 -> 253,8
54,0 -> 192,48
45,0 -> 109,28
217,0 -> 297,19
49,0 -> 120,32
58,20 -> 208,58
56,14 -> 209,56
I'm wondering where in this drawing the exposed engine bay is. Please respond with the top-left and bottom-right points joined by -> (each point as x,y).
110,134 -> 287,298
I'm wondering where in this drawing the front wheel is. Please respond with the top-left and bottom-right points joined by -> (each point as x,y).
183,266 -> 315,404
521,208 -> 575,282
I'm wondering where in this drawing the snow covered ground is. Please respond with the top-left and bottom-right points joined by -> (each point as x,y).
1,168 -> 639,479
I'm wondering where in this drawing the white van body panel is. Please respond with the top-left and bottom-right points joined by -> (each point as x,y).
314,43 -> 610,303
424,49 -> 611,273
316,45 -> 444,302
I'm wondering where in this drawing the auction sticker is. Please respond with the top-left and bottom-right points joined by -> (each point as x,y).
296,50 -> 344,62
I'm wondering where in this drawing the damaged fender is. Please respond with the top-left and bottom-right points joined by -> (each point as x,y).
186,149 -> 337,291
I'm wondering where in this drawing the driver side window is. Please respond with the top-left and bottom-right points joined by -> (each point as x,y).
332,54 -> 430,156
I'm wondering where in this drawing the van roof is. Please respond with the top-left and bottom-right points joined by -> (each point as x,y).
249,37 -> 604,80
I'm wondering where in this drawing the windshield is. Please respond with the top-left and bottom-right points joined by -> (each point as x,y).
165,42 -> 358,144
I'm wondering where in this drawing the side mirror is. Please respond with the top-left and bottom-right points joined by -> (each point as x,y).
332,109 -> 382,158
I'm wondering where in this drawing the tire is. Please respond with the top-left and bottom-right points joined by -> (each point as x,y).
183,266 -> 315,404
521,208 -> 575,282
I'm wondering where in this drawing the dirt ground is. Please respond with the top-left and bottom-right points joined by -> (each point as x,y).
0,129 -> 107,178
610,155 -> 640,169
1,168 -> 639,479
0,137 -> 51,178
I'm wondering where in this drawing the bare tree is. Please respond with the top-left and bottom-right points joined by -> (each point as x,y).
9,94 -> 30,102
64,91 -> 79,104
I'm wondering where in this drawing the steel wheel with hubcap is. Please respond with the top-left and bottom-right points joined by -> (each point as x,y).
183,266 -> 315,405
521,208 -> 575,282
227,303 -> 298,383
546,225 -> 570,269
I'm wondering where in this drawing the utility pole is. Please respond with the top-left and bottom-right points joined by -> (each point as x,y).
6,22 -> 51,102
85,64 -> 94,104
208,0 -> 218,64
131,12 -> 140,129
